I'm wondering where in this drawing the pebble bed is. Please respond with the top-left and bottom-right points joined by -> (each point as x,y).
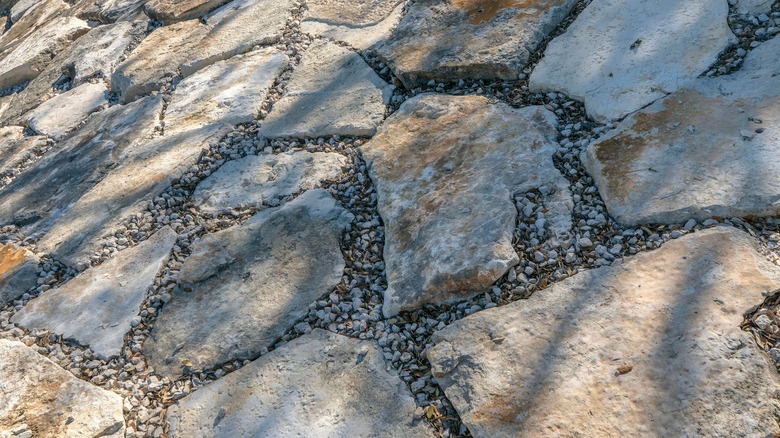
1,0 -> 779,437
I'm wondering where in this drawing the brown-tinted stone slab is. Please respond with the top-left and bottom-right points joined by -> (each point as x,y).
0,243 -> 38,305
428,227 -> 780,437
167,329 -> 434,438
361,94 -> 572,316
0,340 -> 125,437
301,0 -> 404,50
144,189 -> 353,377
144,0 -> 225,23
27,82 -> 108,140
376,0 -> 578,88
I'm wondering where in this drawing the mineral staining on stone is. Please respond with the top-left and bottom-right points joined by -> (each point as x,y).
0,243 -> 39,305
361,94 -> 572,316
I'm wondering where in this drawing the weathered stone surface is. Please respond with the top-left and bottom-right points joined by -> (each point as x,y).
301,0 -> 404,50
179,0 -> 293,78
376,0 -> 578,88
27,83 -> 108,140
0,340 -> 125,437
10,0 -> 38,22
165,48 -> 287,135
361,94 -> 572,316
0,0 -> 67,54
582,37 -> 780,225
167,329 -> 433,438
193,151 -> 346,214
144,0 -> 225,23
70,0 -> 147,22
0,243 -> 38,305
0,21 -> 140,126
111,20 -> 210,103
735,0 -> 774,15
427,227 -> 780,437
259,40 -> 392,139
0,16 -> 90,89
38,125 -> 230,268
0,96 -> 162,235
530,0 -> 735,122
0,126 -> 48,179
145,189 -> 353,377
12,228 -> 176,359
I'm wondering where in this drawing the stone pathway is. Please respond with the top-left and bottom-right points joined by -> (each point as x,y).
0,0 -> 779,437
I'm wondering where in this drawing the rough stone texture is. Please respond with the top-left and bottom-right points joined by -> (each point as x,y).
111,20 -> 210,103
259,40 -> 392,139
0,21 -> 140,126
582,37 -> 780,225
530,0 -> 736,122
735,0 -> 774,15
0,126 -> 48,177
301,0 -> 404,50
70,0 -> 148,22
427,227 -> 780,437
376,0 -> 578,88
0,96 -> 163,237
0,16 -> 90,89
165,48 -> 287,135
145,189 -> 353,377
167,329 -> 433,438
179,0 -> 293,78
361,94 -> 572,317
27,83 -> 108,140
38,125 -> 230,268
0,340 -> 125,437
144,0 -> 225,23
10,0 -> 39,22
12,228 -> 176,359
193,151 -> 346,214
0,243 -> 39,305
0,0 -> 68,55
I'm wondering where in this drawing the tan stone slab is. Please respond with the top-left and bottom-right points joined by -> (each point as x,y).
144,0 -> 226,23
0,243 -> 38,305
301,0 -> 405,50
27,83 -> 108,140
428,227 -> 780,437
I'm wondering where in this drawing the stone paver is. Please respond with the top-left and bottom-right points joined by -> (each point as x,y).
530,0 -> 736,122
111,20 -> 210,103
12,227 -> 176,360
0,243 -> 39,305
736,0 -> 774,15
362,94 -> 572,316
0,0 -> 68,54
0,16 -> 90,89
165,48 -> 287,135
376,0 -> 578,88
27,83 -> 108,140
37,125 -> 231,268
427,227 -> 780,436
70,0 -> 147,22
144,0 -> 226,23
258,40 -> 392,139
193,151 -> 346,214
0,96 -> 163,236
144,189 -> 353,377
0,126 -> 48,178
0,340 -> 125,437
582,37 -> 780,225
301,0 -> 404,50
179,0 -> 293,78
167,329 -> 434,438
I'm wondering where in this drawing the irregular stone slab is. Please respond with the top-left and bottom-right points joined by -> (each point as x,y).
193,151 -> 346,214
0,16 -> 90,89
111,20 -> 210,103
37,125 -> 230,268
144,0 -> 225,23
0,21 -> 140,126
735,0 -> 774,15
167,329 -> 433,438
165,48 -> 287,135
0,96 -> 163,233
581,37 -> 780,225
27,83 -> 108,140
0,340 -> 125,437
258,40 -> 392,139
12,228 -> 176,359
376,0 -> 578,88
0,243 -> 38,305
301,0 -> 404,50
145,189 -> 353,377
179,0 -> 293,78
0,0 -> 68,54
0,126 -> 48,178
10,0 -> 39,22
70,0 -> 147,22
427,227 -> 780,437
530,0 -> 735,122
362,94 -> 572,316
